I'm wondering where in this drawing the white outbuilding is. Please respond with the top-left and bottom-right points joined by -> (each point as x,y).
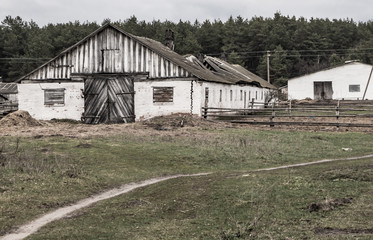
16,23 -> 275,123
288,61 -> 373,100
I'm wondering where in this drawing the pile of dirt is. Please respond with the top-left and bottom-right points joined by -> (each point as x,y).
141,113 -> 230,130
0,110 -> 42,127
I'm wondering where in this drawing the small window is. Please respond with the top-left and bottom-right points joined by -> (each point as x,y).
44,89 -> 65,106
153,87 -> 174,102
240,90 -> 243,101
219,89 -> 222,102
255,91 -> 258,100
261,91 -> 264,100
230,90 -> 233,101
248,91 -> 251,101
349,85 -> 360,92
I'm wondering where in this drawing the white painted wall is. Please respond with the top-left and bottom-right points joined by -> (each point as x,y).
18,79 -> 271,121
18,83 -> 84,120
134,79 -> 271,120
134,80 -> 194,120
194,81 -> 270,112
288,62 -> 373,100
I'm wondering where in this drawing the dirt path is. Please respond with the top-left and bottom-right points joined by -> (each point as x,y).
243,153 -> 373,176
2,154 -> 373,240
1,173 -> 210,240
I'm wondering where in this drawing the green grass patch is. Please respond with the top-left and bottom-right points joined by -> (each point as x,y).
28,159 -> 373,239
1,127 -> 373,237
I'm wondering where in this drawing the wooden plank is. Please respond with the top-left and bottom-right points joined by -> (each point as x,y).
153,87 -> 173,102
230,121 -> 373,128
83,75 -> 135,124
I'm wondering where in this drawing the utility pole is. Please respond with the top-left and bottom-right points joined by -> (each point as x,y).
266,51 -> 271,83
363,66 -> 373,100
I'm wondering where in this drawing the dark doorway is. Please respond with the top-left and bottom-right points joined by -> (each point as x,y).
314,82 -> 333,100
83,75 -> 135,124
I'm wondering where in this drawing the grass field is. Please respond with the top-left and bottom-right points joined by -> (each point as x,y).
1,124 -> 372,239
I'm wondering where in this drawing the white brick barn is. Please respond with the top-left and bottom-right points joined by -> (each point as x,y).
17,24 -> 275,123
288,62 -> 373,100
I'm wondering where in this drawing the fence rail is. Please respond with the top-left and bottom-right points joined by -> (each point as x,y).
202,100 -> 373,128
0,102 -> 18,118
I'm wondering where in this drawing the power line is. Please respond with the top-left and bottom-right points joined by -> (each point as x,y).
0,58 -> 50,60
205,47 -> 373,57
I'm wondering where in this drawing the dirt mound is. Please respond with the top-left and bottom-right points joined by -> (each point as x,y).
0,110 -> 42,127
141,113 -> 229,130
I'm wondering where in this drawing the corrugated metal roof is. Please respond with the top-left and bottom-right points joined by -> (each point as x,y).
0,83 -> 17,94
203,56 -> 276,89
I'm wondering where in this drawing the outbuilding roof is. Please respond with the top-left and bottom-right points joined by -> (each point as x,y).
0,83 -> 17,94
287,61 -> 373,82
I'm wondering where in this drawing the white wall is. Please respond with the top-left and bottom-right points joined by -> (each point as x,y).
288,63 -> 373,100
194,81 -> 270,113
134,80 -> 194,120
18,83 -> 84,120
18,79 -> 271,121
134,80 -> 270,120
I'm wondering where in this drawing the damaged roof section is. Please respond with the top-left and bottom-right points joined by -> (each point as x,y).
203,56 -> 276,89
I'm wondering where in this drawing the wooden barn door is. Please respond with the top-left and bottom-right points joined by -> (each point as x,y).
83,75 -> 135,124
314,82 -> 333,100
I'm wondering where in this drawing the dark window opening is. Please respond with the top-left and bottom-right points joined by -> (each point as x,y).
349,85 -> 360,92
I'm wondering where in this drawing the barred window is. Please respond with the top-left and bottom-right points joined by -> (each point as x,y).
44,89 -> 65,106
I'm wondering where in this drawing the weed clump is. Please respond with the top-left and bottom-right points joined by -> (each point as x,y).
0,139 -> 83,178
307,198 -> 353,212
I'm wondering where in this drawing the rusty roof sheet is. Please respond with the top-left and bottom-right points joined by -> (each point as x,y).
0,83 -> 17,94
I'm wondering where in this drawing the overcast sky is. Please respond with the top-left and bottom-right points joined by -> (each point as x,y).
1,0 -> 372,26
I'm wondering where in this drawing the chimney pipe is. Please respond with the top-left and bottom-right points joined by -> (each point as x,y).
164,29 -> 174,50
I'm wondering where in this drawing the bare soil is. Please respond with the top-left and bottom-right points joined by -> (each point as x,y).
0,111 -> 372,139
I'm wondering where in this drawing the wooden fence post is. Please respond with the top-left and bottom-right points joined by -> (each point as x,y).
251,98 -> 254,114
336,100 -> 340,129
270,104 -> 275,127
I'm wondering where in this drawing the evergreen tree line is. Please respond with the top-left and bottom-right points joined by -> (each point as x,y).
1,13 -> 373,86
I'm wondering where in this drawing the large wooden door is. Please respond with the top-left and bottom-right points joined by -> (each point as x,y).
83,75 -> 135,124
314,82 -> 333,100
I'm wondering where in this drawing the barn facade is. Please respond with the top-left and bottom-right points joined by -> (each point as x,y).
17,24 -> 275,123
288,62 -> 373,100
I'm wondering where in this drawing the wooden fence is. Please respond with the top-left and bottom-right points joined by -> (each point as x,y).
0,102 -> 18,119
202,100 -> 373,128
